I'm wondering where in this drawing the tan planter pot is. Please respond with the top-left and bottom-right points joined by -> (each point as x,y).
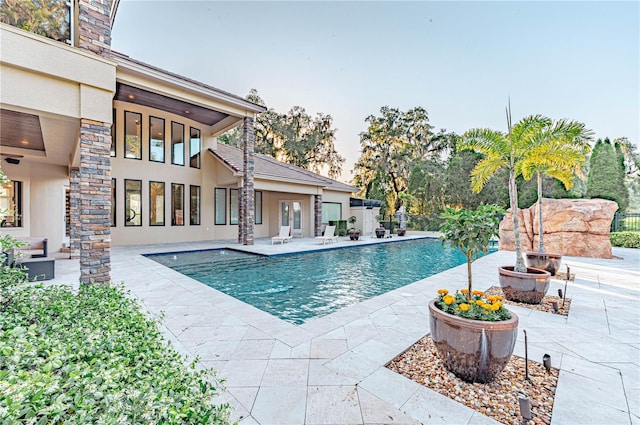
498,266 -> 551,304
428,300 -> 519,383
525,252 -> 562,276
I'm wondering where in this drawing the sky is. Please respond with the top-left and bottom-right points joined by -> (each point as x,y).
111,1 -> 639,183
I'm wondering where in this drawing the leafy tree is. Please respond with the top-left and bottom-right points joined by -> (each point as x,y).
587,138 -> 628,212
406,159 -> 446,229
353,106 -> 453,212
218,90 -> 345,179
0,0 -> 69,42
519,118 -> 592,252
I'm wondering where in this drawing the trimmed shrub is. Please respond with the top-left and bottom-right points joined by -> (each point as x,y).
0,282 -> 232,424
610,232 -> 640,249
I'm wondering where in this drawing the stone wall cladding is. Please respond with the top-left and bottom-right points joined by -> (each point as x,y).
79,119 -> 112,283
69,168 -> 81,259
314,195 -> 322,236
240,117 -> 255,245
78,0 -> 112,56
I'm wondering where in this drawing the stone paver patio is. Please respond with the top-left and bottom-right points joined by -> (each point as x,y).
50,234 -> 640,425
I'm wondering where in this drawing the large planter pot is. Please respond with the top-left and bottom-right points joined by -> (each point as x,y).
375,229 -> 386,238
429,300 -> 518,383
397,229 -> 406,236
348,231 -> 360,241
525,252 -> 562,276
498,266 -> 551,304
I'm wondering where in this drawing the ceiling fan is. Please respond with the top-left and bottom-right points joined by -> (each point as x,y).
1,153 -> 24,164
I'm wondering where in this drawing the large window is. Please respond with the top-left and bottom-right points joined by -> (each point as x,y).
190,185 -> 201,225
124,179 -> 142,226
110,179 -> 116,227
255,191 -> 263,225
124,111 -> 142,160
190,127 -> 201,169
171,122 -> 184,166
149,116 -> 165,162
322,202 -> 342,224
149,181 -> 165,226
214,188 -> 226,225
0,180 -> 22,228
172,183 -> 184,226
110,109 -> 116,157
229,189 -> 239,225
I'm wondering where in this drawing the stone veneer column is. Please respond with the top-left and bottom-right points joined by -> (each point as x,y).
79,119 -> 112,283
240,117 -> 255,245
78,0 -> 112,56
314,195 -> 323,236
69,168 -> 81,259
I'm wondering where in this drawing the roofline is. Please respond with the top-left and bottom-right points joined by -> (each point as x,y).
111,51 -> 267,115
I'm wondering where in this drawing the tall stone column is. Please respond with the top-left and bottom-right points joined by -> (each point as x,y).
314,195 -> 323,236
240,117 -> 255,245
69,168 -> 81,259
79,119 -> 112,283
78,0 -> 112,56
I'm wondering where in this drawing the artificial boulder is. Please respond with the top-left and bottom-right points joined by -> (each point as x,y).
498,198 -> 618,258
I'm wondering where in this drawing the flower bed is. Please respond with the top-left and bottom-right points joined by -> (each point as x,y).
435,288 -> 511,321
388,336 -> 559,425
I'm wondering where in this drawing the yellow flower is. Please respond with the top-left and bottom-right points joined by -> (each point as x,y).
483,303 -> 492,310
459,303 -> 471,311
460,289 -> 469,294
491,303 -> 501,311
472,290 -> 484,296
476,300 -> 484,306
443,295 -> 456,305
437,289 -> 449,295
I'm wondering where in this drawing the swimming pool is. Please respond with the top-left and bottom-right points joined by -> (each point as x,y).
147,239 -> 490,324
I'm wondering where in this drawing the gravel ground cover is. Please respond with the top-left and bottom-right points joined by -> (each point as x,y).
484,286 -> 571,316
388,336 -> 559,425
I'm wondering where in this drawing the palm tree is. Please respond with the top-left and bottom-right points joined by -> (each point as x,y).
459,105 -> 554,273
520,120 -> 592,252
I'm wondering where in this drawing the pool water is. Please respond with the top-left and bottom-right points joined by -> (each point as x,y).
147,239 -> 491,324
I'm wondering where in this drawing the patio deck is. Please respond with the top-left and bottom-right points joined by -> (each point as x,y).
50,233 -> 640,424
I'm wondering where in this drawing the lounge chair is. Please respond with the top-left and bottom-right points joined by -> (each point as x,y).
272,225 -> 293,245
315,225 -> 338,245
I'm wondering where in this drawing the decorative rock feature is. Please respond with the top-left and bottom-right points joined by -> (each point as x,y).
239,117 -> 255,245
499,198 -> 618,258
314,195 -> 322,237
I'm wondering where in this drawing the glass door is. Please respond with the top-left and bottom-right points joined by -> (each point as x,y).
280,200 -> 303,237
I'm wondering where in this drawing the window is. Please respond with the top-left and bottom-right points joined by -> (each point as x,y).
149,181 -> 165,226
110,109 -> 116,157
214,188 -> 226,225
229,189 -> 239,225
171,183 -> 184,226
111,179 -> 116,227
0,180 -> 22,227
322,202 -> 342,224
149,116 -> 165,162
124,111 -> 142,159
124,179 -> 142,226
171,122 -> 184,165
190,127 -> 201,168
255,191 -> 263,225
190,185 -> 200,225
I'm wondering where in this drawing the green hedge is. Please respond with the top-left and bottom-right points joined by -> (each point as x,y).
610,231 -> 640,249
0,280 -> 232,424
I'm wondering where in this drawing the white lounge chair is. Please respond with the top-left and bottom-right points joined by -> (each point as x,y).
314,225 -> 338,245
272,225 -> 293,245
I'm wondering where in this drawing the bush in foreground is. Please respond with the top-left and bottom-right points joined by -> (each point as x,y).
610,231 -> 640,248
0,281 -> 232,424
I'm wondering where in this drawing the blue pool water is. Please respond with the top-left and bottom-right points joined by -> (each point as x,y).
147,239 -> 491,324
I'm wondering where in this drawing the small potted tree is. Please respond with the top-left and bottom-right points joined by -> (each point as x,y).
430,204 -> 518,383
347,215 -> 360,241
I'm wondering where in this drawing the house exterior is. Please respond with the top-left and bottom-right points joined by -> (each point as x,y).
0,1 -> 377,283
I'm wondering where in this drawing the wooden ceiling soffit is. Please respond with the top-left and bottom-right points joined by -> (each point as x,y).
115,83 -> 230,126
0,109 -> 45,151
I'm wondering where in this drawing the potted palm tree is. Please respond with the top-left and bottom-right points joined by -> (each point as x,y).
458,103 -> 552,304
430,204 -> 517,383
520,121 -> 592,275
